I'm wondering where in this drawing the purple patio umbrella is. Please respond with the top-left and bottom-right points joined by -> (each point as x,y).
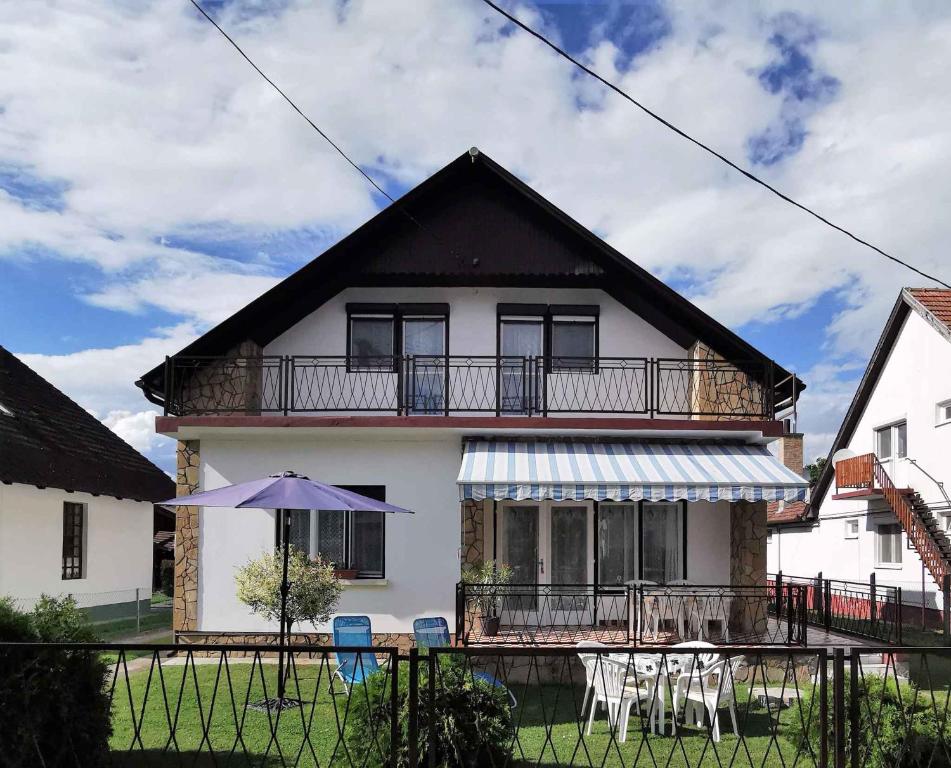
160,470 -> 413,706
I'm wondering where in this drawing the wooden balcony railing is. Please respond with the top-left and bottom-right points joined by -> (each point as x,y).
834,453 -> 876,490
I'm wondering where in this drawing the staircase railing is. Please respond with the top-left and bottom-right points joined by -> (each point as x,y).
872,457 -> 949,586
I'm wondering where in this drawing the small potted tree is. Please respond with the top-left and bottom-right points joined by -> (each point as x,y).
461,561 -> 513,637
236,548 -> 343,639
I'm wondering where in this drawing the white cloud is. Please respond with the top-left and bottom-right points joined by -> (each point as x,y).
3,0 -> 951,455
101,409 -> 162,454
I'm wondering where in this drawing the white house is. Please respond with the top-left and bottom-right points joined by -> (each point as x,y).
137,149 -> 809,648
767,288 -> 951,625
0,346 -> 174,619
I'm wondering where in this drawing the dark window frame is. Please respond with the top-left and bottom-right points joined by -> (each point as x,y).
496,303 -> 600,373
595,499 -> 687,585
62,501 -> 85,581
346,303 -> 449,374
276,485 -> 387,579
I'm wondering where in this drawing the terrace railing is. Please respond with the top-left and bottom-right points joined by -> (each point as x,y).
457,582 -> 808,647
163,354 -> 778,419
10,640 -> 951,767
770,572 -> 903,645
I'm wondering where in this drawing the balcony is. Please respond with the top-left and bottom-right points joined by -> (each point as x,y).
161,354 -> 777,420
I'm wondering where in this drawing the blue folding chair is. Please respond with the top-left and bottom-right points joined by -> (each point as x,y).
412,617 -> 516,707
333,615 -> 383,693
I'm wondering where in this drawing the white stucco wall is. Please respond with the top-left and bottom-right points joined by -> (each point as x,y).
767,308 -> 951,608
197,433 -> 463,634
264,287 -> 688,361
0,483 -> 153,607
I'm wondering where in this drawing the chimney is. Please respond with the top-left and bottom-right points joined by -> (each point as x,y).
777,433 -> 805,478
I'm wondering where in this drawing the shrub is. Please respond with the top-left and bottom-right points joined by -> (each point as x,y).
346,655 -> 513,768
160,559 -> 175,596
235,548 -> 342,631
0,595 -> 111,767
788,673 -> 951,768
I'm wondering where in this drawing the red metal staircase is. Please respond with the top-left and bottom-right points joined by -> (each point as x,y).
835,453 -> 951,587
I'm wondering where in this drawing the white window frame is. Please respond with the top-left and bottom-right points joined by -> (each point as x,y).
844,518 -> 859,539
874,420 -> 907,461
875,522 -> 903,568
937,399 -> 951,427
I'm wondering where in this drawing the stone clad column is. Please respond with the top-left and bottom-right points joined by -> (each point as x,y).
729,498 -> 768,635
174,440 -> 201,634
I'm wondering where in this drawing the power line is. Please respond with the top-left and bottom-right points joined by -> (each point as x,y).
479,0 -> 951,290
187,0 -> 444,247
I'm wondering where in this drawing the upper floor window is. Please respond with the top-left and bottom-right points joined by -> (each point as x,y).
875,421 -> 907,461
550,315 -> 596,371
62,502 -> 85,580
349,314 -> 395,370
497,304 -> 599,366
937,399 -> 951,426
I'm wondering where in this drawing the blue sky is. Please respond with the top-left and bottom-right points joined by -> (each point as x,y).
2,0 -> 949,473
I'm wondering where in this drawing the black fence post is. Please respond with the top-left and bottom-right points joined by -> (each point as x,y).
819,649 -> 828,768
896,587 -> 903,645
455,583 -> 464,644
775,570 -> 783,617
800,585 -> 808,647
944,574 -> 951,644
816,570 -> 823,617
833,648 -> 846,768
786,586 -> 795,645
390,649 -> 399,761
427,651 -> 437,768
408,649 -> 419,768
849,649 -> 860,768
869,573 -> 877,628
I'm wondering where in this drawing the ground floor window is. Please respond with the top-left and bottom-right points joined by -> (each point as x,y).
876,522 -> 902,566
597,501 -> 686,584
279,486 -> 386,578
62,501 -> 85,580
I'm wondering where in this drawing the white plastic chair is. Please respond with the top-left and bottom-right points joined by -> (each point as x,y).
584,656 -> 647,743
576,641 -> 608,718
672,655 -> 742,742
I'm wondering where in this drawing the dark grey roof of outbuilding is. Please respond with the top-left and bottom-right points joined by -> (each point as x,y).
0,346 -> 174,502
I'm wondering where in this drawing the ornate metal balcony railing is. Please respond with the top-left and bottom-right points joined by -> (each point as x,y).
163,354 -> 777,419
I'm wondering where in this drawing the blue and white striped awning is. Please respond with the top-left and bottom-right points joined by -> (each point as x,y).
457,440 -> 809,503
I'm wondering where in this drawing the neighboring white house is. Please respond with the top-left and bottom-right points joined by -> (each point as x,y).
138,149 -> 809,647
0,346 -> 174,619
767,288 -> 951,623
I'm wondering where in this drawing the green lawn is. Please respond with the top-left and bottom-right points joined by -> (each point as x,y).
95,608 -> 172,640
101,634 -> 174,665
107,663 -> 820,767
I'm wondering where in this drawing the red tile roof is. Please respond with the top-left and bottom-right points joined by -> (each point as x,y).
909,289 -> 951,332
766,500 -> 808,524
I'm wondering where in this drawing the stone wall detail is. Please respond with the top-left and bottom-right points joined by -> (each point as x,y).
729,499 -> 768,633
173,339 -> 270,415
687,341 -> 767,421
461,500 -> 486,567
174,440 -> 201,634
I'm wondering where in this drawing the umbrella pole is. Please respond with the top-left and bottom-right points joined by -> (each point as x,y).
278,509 -> 290,701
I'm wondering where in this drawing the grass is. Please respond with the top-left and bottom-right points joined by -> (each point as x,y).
95,609 -> 172,640
107,662 -> 819,767
101,634 -> 174,665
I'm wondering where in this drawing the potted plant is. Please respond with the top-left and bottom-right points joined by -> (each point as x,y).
461,561 -> 513,637
332,566 -> 359,580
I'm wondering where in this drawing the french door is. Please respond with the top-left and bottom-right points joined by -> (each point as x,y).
499,318 -> 542,413
498,502 -> 592,624
404,317 -> 446,413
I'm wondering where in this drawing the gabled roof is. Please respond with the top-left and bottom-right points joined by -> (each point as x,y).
0,346 -> 174,502
766,500 -> 809,526
136,148 -> 803,405
810,288 -> 951,513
